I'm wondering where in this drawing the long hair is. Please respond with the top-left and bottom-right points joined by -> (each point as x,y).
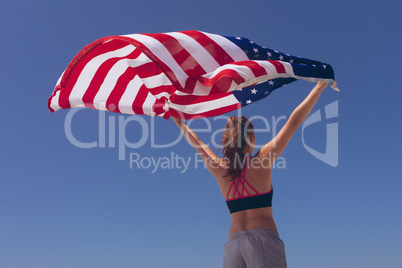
219,116 -> 254,181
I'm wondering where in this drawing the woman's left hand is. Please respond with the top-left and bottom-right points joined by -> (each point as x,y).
172,116 -> 184,126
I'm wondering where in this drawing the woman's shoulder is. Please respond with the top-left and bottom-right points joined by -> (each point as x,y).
249,154 -> 274,171
205,157 -> 230,180
246,155 -> 273,181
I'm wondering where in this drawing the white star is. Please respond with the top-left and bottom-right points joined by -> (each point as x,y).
323,65 -> 327,69
249,40 -> 254,44
267,52 -> 272,57
237,88 -> 242,91
264,91 -> 270,95
253,48 -> 259,53
279,55 -> 284,60
313,65 -> 316,68
235,37 -> 242,40
251,88 -> 257,94
290,59 -> 294,63
246,99 -> 252,104
268,80 -> 274,85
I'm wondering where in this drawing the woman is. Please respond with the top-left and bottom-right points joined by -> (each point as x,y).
172,81 -> 328,268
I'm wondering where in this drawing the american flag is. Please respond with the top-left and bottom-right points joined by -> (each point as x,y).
48,30 -> 337,119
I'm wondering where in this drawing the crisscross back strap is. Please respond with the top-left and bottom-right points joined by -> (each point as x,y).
226,156 -> 260,200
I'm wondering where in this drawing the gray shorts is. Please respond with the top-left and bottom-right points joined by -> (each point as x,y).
223,229 -> 287,268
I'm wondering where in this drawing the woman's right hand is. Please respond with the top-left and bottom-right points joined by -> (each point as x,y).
315,81 -> 328,91
255,80 -> 328,165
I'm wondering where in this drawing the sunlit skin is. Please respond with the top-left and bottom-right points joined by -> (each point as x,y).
216,131 -> 278,234
173,81 -> 328,236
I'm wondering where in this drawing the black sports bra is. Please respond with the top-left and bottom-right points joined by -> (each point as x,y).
225,156 -> 273,214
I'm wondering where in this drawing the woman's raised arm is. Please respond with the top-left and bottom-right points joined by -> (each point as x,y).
172,116 -> 221,173
256,81 -> 328,166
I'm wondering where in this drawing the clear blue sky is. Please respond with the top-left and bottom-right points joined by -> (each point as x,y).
1,1 -> 401,267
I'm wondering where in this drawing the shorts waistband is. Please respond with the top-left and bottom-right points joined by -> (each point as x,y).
228,228 -> 280,242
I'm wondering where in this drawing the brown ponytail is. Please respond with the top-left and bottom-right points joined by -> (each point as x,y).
219,116 -> 254,181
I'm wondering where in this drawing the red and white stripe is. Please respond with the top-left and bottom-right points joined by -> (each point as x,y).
48,31 -> 295,119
